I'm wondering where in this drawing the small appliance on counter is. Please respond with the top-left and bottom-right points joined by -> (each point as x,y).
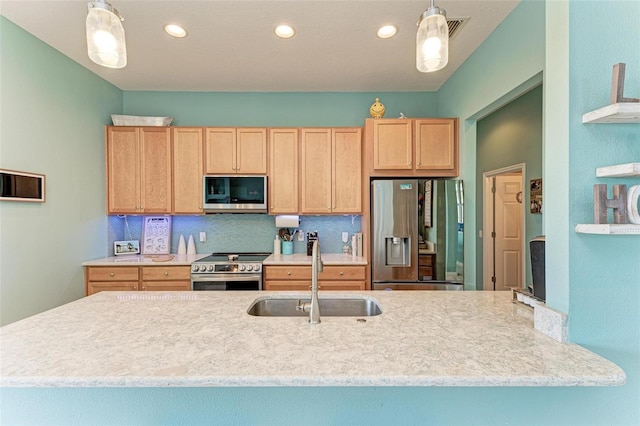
306,231 -> 318,256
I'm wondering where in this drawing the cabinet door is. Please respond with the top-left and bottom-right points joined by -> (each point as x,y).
205,128 -> 236,174
415,119 -> 458,175
173,128 -> 204,214
372,120 -> 412,170
300,129 -> 332,213
236,128 -> 267,174
269,128 -> 299,214
107,127 -> 139,214
332,128 -> 362,213
87,281 -> 139,295
140,128 -> 172,213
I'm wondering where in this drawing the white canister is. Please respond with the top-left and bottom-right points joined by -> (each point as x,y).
273,235 -> 281,255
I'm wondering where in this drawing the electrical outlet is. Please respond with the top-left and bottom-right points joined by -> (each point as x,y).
298,231 -> 304,241
199,232 -> 206,242
342,232 -> 349,243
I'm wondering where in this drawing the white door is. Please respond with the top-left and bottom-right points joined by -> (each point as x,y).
493,174 -> 523,291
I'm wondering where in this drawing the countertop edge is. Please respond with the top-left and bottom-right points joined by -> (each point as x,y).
1,373 -> 626,388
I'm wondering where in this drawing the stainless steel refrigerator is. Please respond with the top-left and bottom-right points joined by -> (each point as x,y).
371,179 -> 464,290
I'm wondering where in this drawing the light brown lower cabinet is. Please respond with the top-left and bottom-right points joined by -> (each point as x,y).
84,266 -> 191,296
263,265 -> 366,291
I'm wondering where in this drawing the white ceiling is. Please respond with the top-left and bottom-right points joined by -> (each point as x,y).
0,0 -> 519,92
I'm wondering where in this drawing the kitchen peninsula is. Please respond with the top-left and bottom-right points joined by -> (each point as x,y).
0,291 -> 624,387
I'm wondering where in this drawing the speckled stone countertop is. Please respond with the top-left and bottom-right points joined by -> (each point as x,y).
82,254 -> 209,266
264,253 -> 367,265
0,291 -> 624,387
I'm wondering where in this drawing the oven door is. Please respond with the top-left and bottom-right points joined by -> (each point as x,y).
191,273 -> 262,291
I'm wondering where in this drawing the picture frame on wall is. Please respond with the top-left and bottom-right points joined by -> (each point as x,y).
530,178 -> 542,214
0,169 -> 46,203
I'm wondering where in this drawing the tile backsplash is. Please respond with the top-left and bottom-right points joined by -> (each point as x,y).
108,214 -> 362,256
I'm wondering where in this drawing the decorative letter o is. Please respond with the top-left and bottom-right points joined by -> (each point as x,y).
628,185 -> 640,225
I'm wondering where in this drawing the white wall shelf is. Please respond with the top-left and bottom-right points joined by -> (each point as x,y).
596,163 -> 640,177
575,224 -> 640,235
582,103 -> 640,123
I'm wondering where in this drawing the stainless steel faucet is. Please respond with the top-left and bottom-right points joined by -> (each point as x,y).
296,239 -> 322,323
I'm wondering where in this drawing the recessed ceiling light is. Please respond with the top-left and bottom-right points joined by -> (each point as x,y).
164,24 -> 187,38
275,25 -> 295,39
377,25 -> 397,39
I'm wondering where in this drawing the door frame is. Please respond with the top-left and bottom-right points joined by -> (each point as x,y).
482,163 -> 526,291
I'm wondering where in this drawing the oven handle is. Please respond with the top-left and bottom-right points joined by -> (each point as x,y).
191,273 -> 262,282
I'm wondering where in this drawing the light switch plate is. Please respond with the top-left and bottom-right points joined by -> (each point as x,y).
342,232 -> 349,243
199,232 -> 206,242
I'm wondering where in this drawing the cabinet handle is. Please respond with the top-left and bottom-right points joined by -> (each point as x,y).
110,272 -> 115,277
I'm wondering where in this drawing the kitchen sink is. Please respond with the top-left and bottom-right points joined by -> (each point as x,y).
247,296 -> 382,317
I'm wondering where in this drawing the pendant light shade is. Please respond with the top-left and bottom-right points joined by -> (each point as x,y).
86,0 -> 127,69
416,1 -> 448,73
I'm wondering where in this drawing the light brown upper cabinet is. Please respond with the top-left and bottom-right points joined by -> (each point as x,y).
106,126 -> 172,214
414,119 -> 457,175
268,128 -> 299,214
173,127 -> 204,214
300,128 -> 362,214
367,118 -> 458,177
204,127 -> 267,174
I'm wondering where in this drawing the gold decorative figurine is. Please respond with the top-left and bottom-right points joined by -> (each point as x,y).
369,97 -> 386,118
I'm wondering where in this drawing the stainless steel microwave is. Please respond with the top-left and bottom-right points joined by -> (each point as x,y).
203,175 -> 267,213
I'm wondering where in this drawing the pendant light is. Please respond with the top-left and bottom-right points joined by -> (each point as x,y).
416,0 -> 448,73
86,0 -> 127,69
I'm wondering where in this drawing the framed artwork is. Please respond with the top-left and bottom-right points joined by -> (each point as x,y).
0,169 -> 46,202
530,178 -> 542,214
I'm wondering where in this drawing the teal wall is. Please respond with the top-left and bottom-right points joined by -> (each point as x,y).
435,0 -> 545,291
0,17 -> 122,325
123,91 -> 437,127
1,1 -> 640,424
476,85 -> 544,289
565,0 -> 639,420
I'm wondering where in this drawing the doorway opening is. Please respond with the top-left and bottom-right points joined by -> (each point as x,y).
482,163 -> 526,291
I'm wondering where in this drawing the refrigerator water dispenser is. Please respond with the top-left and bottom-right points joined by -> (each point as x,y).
385,237 -> 411,266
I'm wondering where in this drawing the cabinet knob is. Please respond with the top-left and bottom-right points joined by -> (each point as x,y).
418,162 -> 421,166
110,272 -> 115,277
141,286 -> 145,290
132,285 -> 137,290
287,271 -> 292,275
164,271 -> 169,276
339,271 -> 344,275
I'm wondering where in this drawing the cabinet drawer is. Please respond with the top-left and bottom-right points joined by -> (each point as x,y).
87,281 -> 139,296
87,266 -> 139,282
141,280 -> 191,291
264,266 -> 310,280
319,266 -> 365,281
419,255 -> 434,266
264,280 -> 310,291
142,266 -> 191,281
319,281 -> 366,291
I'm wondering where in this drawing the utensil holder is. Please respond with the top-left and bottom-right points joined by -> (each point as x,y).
282,241 -> 294,255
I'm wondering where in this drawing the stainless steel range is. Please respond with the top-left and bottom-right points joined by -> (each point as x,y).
190,252 -> 270,291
